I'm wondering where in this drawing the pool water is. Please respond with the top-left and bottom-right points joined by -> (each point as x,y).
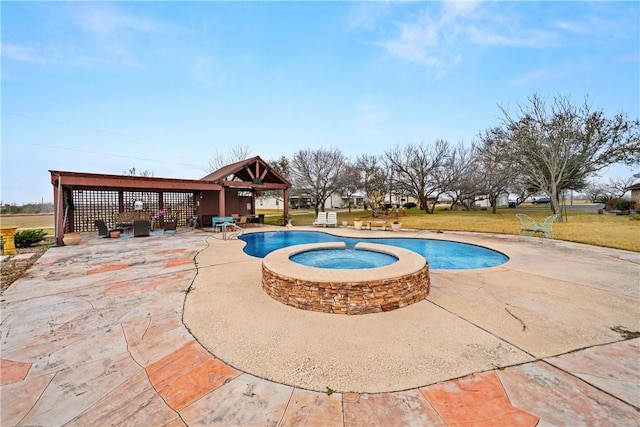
290,248 -> 399,269
240,231 -> 509,270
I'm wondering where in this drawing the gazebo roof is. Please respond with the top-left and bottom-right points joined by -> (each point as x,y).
200,156 -> 290,189
49,170 -> 221,192
49,156 -> 291,192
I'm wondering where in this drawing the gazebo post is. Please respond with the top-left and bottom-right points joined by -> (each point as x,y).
52,175 -> 64,246
283,188 -> 289,225
218,187 -> 226,216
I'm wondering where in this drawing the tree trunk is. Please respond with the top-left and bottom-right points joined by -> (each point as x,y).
489,195 -> 498,214
550,197 -> 563,222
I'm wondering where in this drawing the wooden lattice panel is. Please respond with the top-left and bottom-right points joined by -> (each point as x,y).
70,190 -> 194,232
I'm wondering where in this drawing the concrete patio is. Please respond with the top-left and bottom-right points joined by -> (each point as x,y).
1,226 -> 638,426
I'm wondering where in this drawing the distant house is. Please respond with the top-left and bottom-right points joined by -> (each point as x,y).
474,193 -> 509,208
626,182 -> 640,206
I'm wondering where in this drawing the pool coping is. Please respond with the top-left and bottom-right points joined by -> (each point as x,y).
262,241 -> 427,282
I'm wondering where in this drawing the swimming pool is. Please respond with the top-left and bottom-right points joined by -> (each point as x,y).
240,231 -> 509,270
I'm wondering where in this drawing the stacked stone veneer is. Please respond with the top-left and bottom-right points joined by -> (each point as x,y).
261,242 -> 430,315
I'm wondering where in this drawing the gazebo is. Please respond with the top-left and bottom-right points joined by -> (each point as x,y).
50,156 -> 291,245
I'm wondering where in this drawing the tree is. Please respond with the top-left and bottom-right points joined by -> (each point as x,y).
354,154 -> 386,209
206,145 -> 252,173
289,148 -> 347,214
485,94 -> 639,221
586,176 -> 636,202
433,142 -> 480,211
336,163 -> 362,212
123,167 -> 153,177
475,135 -> 520,214
384,141 -> 451,214
267,156 -> 291,181
604,176 -> 637,199
259,156 -> 291,204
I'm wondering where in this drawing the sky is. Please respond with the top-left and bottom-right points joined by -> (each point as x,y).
2,1 -> 639,204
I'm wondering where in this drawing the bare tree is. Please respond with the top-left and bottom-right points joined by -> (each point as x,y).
508,176 -> 536,206
206,145 -> 252,173
587,176 -> 636,202
336,163 -> 362,212
487,94 -> 639,221
475,134 -> 520,214
123,167 -> 153,177
289,148 -> 347,214
384,141 -> 451,214
354,154 -> 386,209
606,176 -> 637,199
432,142 -> 479,210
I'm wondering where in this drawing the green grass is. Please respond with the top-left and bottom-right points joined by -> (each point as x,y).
260,207 -> 640,252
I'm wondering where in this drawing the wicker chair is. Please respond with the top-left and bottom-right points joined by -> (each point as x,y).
95,220 -> 118,238
133,220 -> 151,237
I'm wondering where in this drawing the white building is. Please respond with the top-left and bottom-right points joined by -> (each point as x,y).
474,193 -> 509,208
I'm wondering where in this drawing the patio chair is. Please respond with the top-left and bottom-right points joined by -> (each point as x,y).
516,213 -> 556,239
313,212 -> 327,227
163,219 -> 177,234
133,219 -> 151,237
95,220 -> 119,238
326,212 -> 338,227
539,214 -> 557,240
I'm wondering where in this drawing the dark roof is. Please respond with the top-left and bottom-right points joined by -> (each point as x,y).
626,182 -> 640,191
200,156 -> 290,188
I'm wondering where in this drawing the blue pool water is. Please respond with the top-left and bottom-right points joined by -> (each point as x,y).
290,248 -> 398,269
239,231 -> 509,270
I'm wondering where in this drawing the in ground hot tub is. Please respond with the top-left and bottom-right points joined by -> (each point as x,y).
262,242 -> 430,315
290,247 -> 398,269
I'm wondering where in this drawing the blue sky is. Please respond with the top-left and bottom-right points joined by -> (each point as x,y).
2,1 -> 639,204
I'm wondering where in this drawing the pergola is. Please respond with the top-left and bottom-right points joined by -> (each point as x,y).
50,156 -> 291,245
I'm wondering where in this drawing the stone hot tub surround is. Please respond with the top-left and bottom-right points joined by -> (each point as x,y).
262,242 -> 430,315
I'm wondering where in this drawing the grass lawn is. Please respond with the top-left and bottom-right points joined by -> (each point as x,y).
260,207 -> 640,252
2,209 -> 637,252
0,213 -> 55,235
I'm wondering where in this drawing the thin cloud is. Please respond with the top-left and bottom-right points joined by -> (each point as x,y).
373,2 -> 581,72
347,2 -> 394,30
513,69 -> 551,86
2,3 -> 168,70
1,43 -> 48,64
70,3 -> 161,37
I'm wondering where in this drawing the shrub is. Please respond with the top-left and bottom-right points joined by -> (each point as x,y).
14,229 -> 48,248
615,198 -> 635,211
403,202 -> 417,209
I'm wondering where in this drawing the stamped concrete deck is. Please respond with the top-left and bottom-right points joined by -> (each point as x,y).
1,226 -> 639,426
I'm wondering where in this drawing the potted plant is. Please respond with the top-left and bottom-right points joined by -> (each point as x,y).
63,232 -> 82,245
391,220 -> 402,232
353,218 -> 363,230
